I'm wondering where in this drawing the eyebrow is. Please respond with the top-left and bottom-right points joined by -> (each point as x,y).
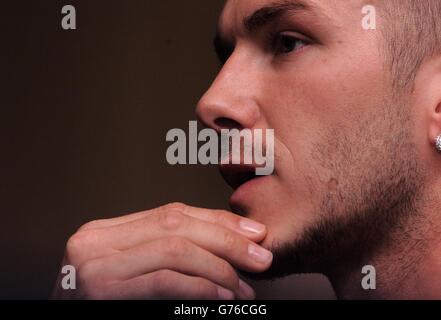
243,0 -> 315,33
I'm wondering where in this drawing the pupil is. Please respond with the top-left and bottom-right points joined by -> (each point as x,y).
282,36 -> 295,52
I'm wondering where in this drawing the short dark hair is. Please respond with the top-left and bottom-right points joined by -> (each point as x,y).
380,0 -> 441,88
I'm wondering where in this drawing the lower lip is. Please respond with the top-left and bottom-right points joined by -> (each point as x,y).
229,174 -> 272,209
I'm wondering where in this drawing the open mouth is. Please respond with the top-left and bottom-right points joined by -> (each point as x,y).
219,164 -> 262,190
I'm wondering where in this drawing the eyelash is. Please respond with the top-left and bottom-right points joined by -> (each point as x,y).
269,32 -> 309,56
216,32 -> 310,66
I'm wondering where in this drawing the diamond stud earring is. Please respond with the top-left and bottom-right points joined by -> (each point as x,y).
436,135 -> 441,152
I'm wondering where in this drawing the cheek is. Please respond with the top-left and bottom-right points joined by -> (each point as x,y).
258,50 -> 388,200
262,49 -> 387,155
262,40 -> 387,126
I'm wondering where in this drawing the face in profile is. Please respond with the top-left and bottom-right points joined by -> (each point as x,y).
197,0 -> 426,281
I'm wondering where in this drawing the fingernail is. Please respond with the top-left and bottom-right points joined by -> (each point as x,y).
239,219 -> 266,234
217,287 -> 235,300
248,244 -> 273,264
239,279 -> 256,300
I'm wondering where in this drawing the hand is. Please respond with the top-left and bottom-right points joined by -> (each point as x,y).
52,203 -> 272,300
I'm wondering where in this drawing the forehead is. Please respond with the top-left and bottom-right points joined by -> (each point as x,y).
218,0 -> 369,36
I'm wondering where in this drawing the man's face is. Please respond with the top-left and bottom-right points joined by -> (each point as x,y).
197,0 -> 422,276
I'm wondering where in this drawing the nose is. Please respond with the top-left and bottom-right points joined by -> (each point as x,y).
196,52 -> 261,132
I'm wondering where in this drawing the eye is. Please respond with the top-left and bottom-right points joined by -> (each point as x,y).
271,32 -> 308,55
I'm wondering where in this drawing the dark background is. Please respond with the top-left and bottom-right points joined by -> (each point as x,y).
1,0 -> 335,299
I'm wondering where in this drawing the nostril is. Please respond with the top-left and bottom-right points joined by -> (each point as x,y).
214,117 -> 242,130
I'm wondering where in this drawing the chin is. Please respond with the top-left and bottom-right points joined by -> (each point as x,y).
234,202 -> 313,253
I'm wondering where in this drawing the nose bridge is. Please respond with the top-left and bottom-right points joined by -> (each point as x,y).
197,50 -> 261,130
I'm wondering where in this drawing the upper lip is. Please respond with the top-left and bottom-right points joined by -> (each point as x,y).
219,163 -> 261,190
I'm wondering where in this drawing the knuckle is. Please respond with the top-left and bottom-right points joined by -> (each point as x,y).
162,237 -> 190,258
210,211 -> 224,225
150,270 -> 175,295
157,210 -> 187,231
65,233 -> 83,255
217,261 -> 238,287
66,231 -> 95,251
77,220 -> 104,232
163,202 -> 187,212
65,232 -> 90,262
222,231 -> 238,251
194,279 -> 217,299
219,210 -> 238,224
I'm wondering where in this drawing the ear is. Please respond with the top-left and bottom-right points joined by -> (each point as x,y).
429,102 -> 441,148
419,56 -> 441,150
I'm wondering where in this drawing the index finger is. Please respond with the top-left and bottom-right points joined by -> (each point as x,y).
79,203 -> 267,243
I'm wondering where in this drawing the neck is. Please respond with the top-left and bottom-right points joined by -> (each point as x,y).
329,187 -> 441,300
